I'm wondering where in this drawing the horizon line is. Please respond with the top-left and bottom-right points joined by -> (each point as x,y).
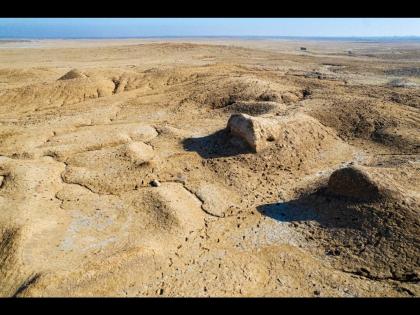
1,35 -> 420,40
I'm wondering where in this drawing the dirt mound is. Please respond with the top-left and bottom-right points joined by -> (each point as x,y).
183,112 -> 354,213
223,101 -> 282,116
0,68 -> 61,89
62,141 -> 157,194
227,112 -> 342,153
260,163 -> 420,283
120,142 -> 155,166
327,164 -> 418,202
0,77 -> 116,113
307,97 -> 420,153
328,166 -> 383,201
58,69 -> 87,80
42,123 -> 158,161
189,77 -> 281,109
129,182 -> 205,234
0,226 -> 26,296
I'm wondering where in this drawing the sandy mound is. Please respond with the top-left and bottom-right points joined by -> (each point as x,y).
62,141 -> 157,194
121,142 -> 155,166
223,101 -> 283,116
0,157 -> 66,295
131,182 -> 206,234
42,123 -> 158,161
227,112 -> 341,153
58,69 -> 87,80
0,77 -> 116,113
328,166 -> 383,201
188,76 -> 281,109
260,163 -> 419,284
327,163 -> 419,203
0,226 -> 27,296
306,89 -> 419,153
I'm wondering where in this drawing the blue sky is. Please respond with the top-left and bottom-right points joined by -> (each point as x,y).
0,18 -> 419,38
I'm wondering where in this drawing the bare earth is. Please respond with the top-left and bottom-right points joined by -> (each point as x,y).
0,38 -> 419,297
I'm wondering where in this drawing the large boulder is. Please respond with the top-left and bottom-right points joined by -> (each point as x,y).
226,113 -> 281,152
226,112 -> 341,153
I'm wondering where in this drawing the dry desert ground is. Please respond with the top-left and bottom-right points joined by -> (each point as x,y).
0,38 -> 419,297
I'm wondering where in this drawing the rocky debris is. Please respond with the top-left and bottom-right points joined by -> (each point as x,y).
112,77 -> 128,94
58,69 -> 87,81
150,179 -> 161,187
328,166 -> 382,201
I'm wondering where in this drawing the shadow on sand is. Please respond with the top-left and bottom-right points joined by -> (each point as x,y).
182,129 -> 252,159
256,190 -> 364,230
257,200 -> 318,223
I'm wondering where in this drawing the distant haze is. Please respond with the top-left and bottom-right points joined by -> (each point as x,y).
0,18 -> 419,39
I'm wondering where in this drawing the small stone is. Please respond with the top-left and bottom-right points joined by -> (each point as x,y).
175,173 -> 187,184
150,179 -> 161,187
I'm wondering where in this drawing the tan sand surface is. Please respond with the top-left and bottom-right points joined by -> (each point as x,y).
0,39 -> 419,296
